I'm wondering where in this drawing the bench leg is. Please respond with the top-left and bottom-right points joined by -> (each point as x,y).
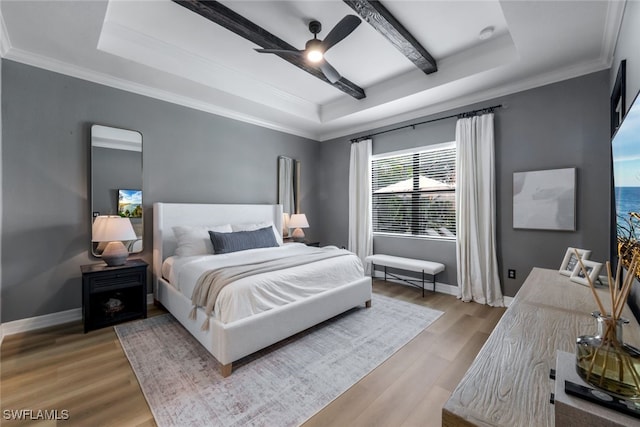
365,299 -> 372,308
422,270 -> 425,297
384,266 -> 387,282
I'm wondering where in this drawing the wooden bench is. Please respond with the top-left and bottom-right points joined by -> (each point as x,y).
365,254 -> 445,297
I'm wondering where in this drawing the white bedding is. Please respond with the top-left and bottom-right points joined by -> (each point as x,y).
163,243 -> 364,324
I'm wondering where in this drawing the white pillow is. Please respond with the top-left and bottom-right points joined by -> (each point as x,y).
172,224 -> 232,257
231,222 -> 283,246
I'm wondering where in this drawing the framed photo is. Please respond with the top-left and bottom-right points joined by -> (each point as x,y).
559,247 -> 591,276
570,259 -> 602,286
513,168 -> 576,231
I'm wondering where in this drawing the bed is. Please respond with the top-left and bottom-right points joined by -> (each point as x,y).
153,202 -> 372,377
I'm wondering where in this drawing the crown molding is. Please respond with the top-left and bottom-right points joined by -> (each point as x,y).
600,0 -> 627,68
318,57 -> 610,141
3,47 -> 319,140
0,8 -> 10,57
0,29 -> 614,144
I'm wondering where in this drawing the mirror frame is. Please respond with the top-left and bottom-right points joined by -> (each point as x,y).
90,124 -> 143,257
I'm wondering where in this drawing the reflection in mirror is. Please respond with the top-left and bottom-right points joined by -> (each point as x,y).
278,156 -> 300,238
91,125 -> 143,257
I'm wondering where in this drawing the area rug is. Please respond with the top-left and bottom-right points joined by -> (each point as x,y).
115,294 -> 443,427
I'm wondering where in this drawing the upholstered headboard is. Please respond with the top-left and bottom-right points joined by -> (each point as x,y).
152,203 -> 283,284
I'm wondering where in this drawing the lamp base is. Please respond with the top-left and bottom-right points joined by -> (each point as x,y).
292,228 -> 305,242
102,241 -> 129,266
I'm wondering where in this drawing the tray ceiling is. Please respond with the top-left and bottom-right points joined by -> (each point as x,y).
0,0 -> 624,140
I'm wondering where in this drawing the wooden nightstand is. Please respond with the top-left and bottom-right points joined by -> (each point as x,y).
81,259 -> 147,333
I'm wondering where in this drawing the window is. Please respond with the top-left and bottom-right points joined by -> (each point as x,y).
371,142 -> 456,239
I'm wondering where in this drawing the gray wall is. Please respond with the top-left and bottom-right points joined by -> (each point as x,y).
1,59 -> 320,323
318,70 -> 610,297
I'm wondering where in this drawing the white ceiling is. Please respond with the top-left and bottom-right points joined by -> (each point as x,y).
0,0 -> 625,141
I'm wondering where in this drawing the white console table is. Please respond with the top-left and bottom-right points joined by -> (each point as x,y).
442,267 -> 640,427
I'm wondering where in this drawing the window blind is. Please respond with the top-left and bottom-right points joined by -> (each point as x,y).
371,143 -> 456,238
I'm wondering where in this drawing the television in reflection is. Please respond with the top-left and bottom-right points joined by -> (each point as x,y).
118,189 -> 142,218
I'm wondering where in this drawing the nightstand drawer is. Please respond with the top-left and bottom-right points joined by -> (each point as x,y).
90,271 -> 143,291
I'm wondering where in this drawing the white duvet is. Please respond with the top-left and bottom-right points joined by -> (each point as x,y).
163,243 -> 365,324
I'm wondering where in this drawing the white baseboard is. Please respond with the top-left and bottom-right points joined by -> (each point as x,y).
2,293 -> 156,337
2,308 -> 82,336
373,272 -> 514,307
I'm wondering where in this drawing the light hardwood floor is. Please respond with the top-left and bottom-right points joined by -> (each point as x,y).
1,280 -> 504,426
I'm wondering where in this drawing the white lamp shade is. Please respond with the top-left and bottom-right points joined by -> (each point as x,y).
92,215 -> 137,242
288,214 -> 309,229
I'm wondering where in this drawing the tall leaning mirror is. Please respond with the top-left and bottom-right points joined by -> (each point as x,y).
91,125 -> 143,257
278,156 -> 300,237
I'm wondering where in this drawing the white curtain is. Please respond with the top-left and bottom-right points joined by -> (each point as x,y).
455,114 -> 504,307
349,139 -> 373,272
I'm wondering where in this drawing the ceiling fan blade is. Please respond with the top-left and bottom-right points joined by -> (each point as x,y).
321,15 -> 361,52
255,48 -> 303,56
319,60 -> 341,84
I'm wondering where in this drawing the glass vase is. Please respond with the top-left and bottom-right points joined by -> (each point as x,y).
576,311 -> 640,400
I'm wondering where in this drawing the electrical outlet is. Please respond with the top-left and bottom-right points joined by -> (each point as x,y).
508,269 -> 516,279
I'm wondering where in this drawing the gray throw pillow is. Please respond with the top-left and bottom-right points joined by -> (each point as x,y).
208,226 -> 279,254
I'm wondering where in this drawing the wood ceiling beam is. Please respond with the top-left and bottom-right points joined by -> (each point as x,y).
173,0 -> 366,100
343,0 -> 437,75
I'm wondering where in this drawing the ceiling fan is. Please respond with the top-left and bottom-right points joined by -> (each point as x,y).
255,15 -> 361,84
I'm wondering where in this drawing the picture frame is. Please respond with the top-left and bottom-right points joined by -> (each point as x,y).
611,59 -> 626,136
117,189 -> 142,218
513,168 -> 576,231
570,259 -> 603,287
559,247 -> 591,276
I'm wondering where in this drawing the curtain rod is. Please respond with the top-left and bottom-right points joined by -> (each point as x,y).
350,104 -> 503,143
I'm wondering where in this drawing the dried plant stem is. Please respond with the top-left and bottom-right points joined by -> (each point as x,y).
583,252 -> 640,390
615,254 -> 638,319
600,340 -> 610,387
574,249 -> 606,315
607,262 -> 615,315
612,338 -> 640,389
586,345 -> 600,382
603,321 -> 624,382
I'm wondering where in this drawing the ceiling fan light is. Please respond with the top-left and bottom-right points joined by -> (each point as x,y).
307,49 -> 323,63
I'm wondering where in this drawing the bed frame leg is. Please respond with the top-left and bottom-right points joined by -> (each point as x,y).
365,299 -> 372,308
221,363 -> 232,378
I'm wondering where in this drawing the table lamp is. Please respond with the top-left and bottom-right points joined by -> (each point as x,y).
288,213 -> 309,242
92,215 -> 137,266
